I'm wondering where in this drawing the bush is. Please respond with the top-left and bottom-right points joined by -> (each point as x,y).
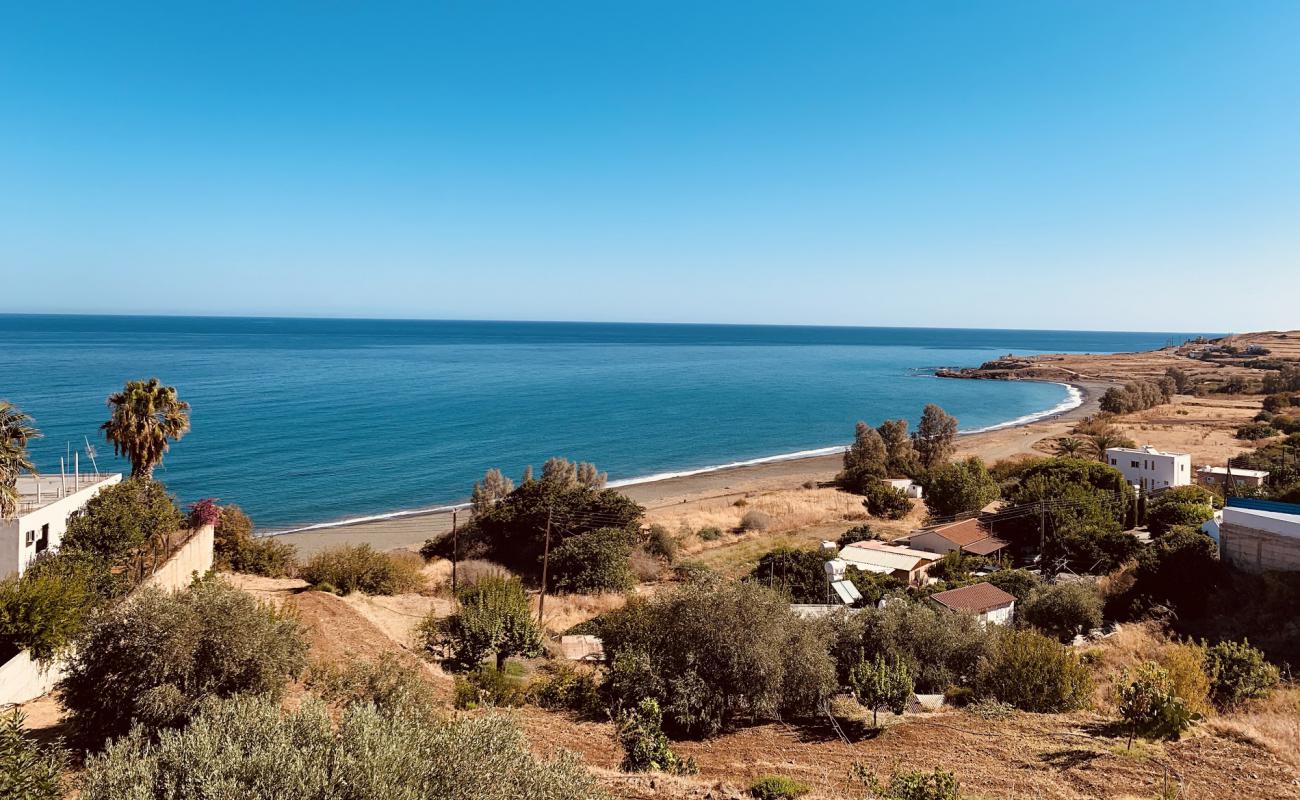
617,698 -> 696,774
1155,641 -> 1212,718
0,709 -> 65,800
849,652 -> 913,726
856,765 -> 961,800
1099,380 -> 1173,414
697,526 -> 723,541
1236,421 -> 1278,441
429,574 -> 543,671
975,628 -> 1091,712
1204,639 -> 1280,708
644,524 -> 677,562
984,569 -> 1042,603
528,661 -> 603,717
80,694 -> 602,800
921,458 -> 999,519
739,509 -> 772,532
837,524 -> 877,548
308,651 -> 437,711
599,582 -> 836,737
844,566 -> 905,606
548,528 -> 635,593
61,478 -> 181,569
60,577 -> 307,746
300,544 -> 424,595
835,599 -> 990,693
863,482 -> 914,520
1128,527 -> 1220,617
1116,661 -> 1194,746
453,665 -> 529,709
751,547 -> 829,603
213,504 -> 297,577
1146,486 -> 1219,537
1019,582 -> 1103,642
0,562 -> 93,661
749,775 -> 811,800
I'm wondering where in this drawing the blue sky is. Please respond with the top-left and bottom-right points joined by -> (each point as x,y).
1,2 -> 1297,331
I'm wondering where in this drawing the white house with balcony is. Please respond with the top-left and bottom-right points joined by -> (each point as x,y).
2,472 -> 122,578
1105,445 -> 1191,492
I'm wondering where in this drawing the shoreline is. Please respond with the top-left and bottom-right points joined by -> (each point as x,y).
269,379 -> 1100,555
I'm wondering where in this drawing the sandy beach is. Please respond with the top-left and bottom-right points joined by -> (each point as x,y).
273,379 -> 1108,557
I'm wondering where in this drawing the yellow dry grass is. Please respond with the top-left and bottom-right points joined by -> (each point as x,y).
1207,686 -> 1300,769
646,486 -> 867,536
1106,395 -> 1265,465
536,590 -> 630,634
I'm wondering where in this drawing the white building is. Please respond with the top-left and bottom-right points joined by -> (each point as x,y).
2,472 -> 122,578
1105,445 -> 1191,492
928,582 -> 1016,626
1218,503 -> 1300,573
883,478 -> 924,499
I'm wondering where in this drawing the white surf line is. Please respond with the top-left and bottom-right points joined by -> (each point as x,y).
266,381 -> 1083,537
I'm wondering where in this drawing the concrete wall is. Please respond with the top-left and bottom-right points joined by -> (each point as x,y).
0,524 -> 214,706
1221,521 -> 1300,573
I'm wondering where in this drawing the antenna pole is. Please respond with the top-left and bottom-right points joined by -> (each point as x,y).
537,508 -> 553,627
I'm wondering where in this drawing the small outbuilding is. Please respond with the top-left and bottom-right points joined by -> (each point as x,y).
904,518 -> 1009,559
838,541 -> 938,586
928,582 -> 1016,626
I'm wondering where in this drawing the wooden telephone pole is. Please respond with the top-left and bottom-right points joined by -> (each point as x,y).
536,508 -> 553,626
450,509 -> 459,594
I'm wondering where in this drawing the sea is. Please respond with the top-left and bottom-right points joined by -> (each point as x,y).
0,315 -> 1208,531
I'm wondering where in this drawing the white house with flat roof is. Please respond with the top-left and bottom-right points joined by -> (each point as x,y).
1105,445 -> 1191,492
2,472 -> 122,578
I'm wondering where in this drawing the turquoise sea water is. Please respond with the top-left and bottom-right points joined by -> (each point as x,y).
0,316 -> 1205,529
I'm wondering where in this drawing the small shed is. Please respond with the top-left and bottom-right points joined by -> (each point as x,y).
559,635 -> 605,662
928,582 -> 1016,626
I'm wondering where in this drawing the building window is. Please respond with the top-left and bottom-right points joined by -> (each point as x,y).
1131,460 -> 1140,469
1110,458 -> 1117,465
25,530 -> 35,546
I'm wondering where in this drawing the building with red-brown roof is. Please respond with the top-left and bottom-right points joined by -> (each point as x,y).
928,582 -> 1016,625
904,517 -> 1009,559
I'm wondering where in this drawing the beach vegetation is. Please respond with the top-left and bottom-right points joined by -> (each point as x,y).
863,481 -> 914,520
432,574 -> 543,671
453,458 -> 643,583
834,598 -> 990,694
79,694 -> 604,800
738,508 -> 773,531
975,628 -> 1092,712
750,546 -> 828,603
697,525 -> 724,541
471,467 -> 515,514
101,377 -> 191,480
300,543 -> 424,595
1054,436 -> 1087,457
211,502 -> 297,577
877,418 -> 922,477
913,404 -> 958,470
643,523 -> 677,562
597,581 -> 836,737
549,527 -> 636,593
1099,380 -> 1173,415
920,457 -> 999,518
62,477 -> 182,565
837,422 -> 888,492
1019,582 -> 1103,642
0,400 -> 40,520
0,709 -> 65,800
60,577 -> 307,747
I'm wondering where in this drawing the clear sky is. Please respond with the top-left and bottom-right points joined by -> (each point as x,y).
2,2 -> 1297,332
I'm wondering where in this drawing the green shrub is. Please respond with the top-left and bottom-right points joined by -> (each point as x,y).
1019,582 -> 1103,642
921,458 -> 999,518
849,652 -> 913,726
644,524 -> 678,563
835,599 -> 990,693
59,577 -> 307,746
1116,661 -> 1194,747
749,775 -> 811,800
528,661 -> 603,717
975,628 -> 1091,712
616,698 -> 696,774
856,765 -> 961,800
1236,421 -> 1278,441
548,528 -> 635,593
61,478 -> 181,566
942,685 -> 974,707
427,574 -> 542,671
300,544 -> 424,595
1204,639 -> 1280,708
0,561 -> 93,661
863,483 -> 914,520
697,526 -> 723,541
1145,486 -> 1219,537
751,547 -> 829,603
80,694 -> 603,800
984,569 -> 1042,603
453,665 -> 529,709
837,524 -> 877,548
0,710 -> 64,800
214,504 -> 298,577
308,651 -> 436,711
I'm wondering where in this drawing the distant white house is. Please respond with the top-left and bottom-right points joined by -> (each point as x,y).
837,540 -> 938,586
928,582 -> 1016,626
1105,445 -> 1191,492
883,478 -> 924,499
2,472 -> 122,578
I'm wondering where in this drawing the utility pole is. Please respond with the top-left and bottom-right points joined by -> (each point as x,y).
450,509 -> 459,594
1039,501 -> 1049,581
536,508 -> 553,627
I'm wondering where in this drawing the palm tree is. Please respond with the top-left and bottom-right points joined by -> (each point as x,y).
0,401 -> 41,519
1088,432 -> 1123,462
102,378 -> 191,480
1055,437 -> 1086,457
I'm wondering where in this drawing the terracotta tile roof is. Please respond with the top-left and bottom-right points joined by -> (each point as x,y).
961,536 -> 1010,556
929,582 -> 1017,613
928,518 -> 990,547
